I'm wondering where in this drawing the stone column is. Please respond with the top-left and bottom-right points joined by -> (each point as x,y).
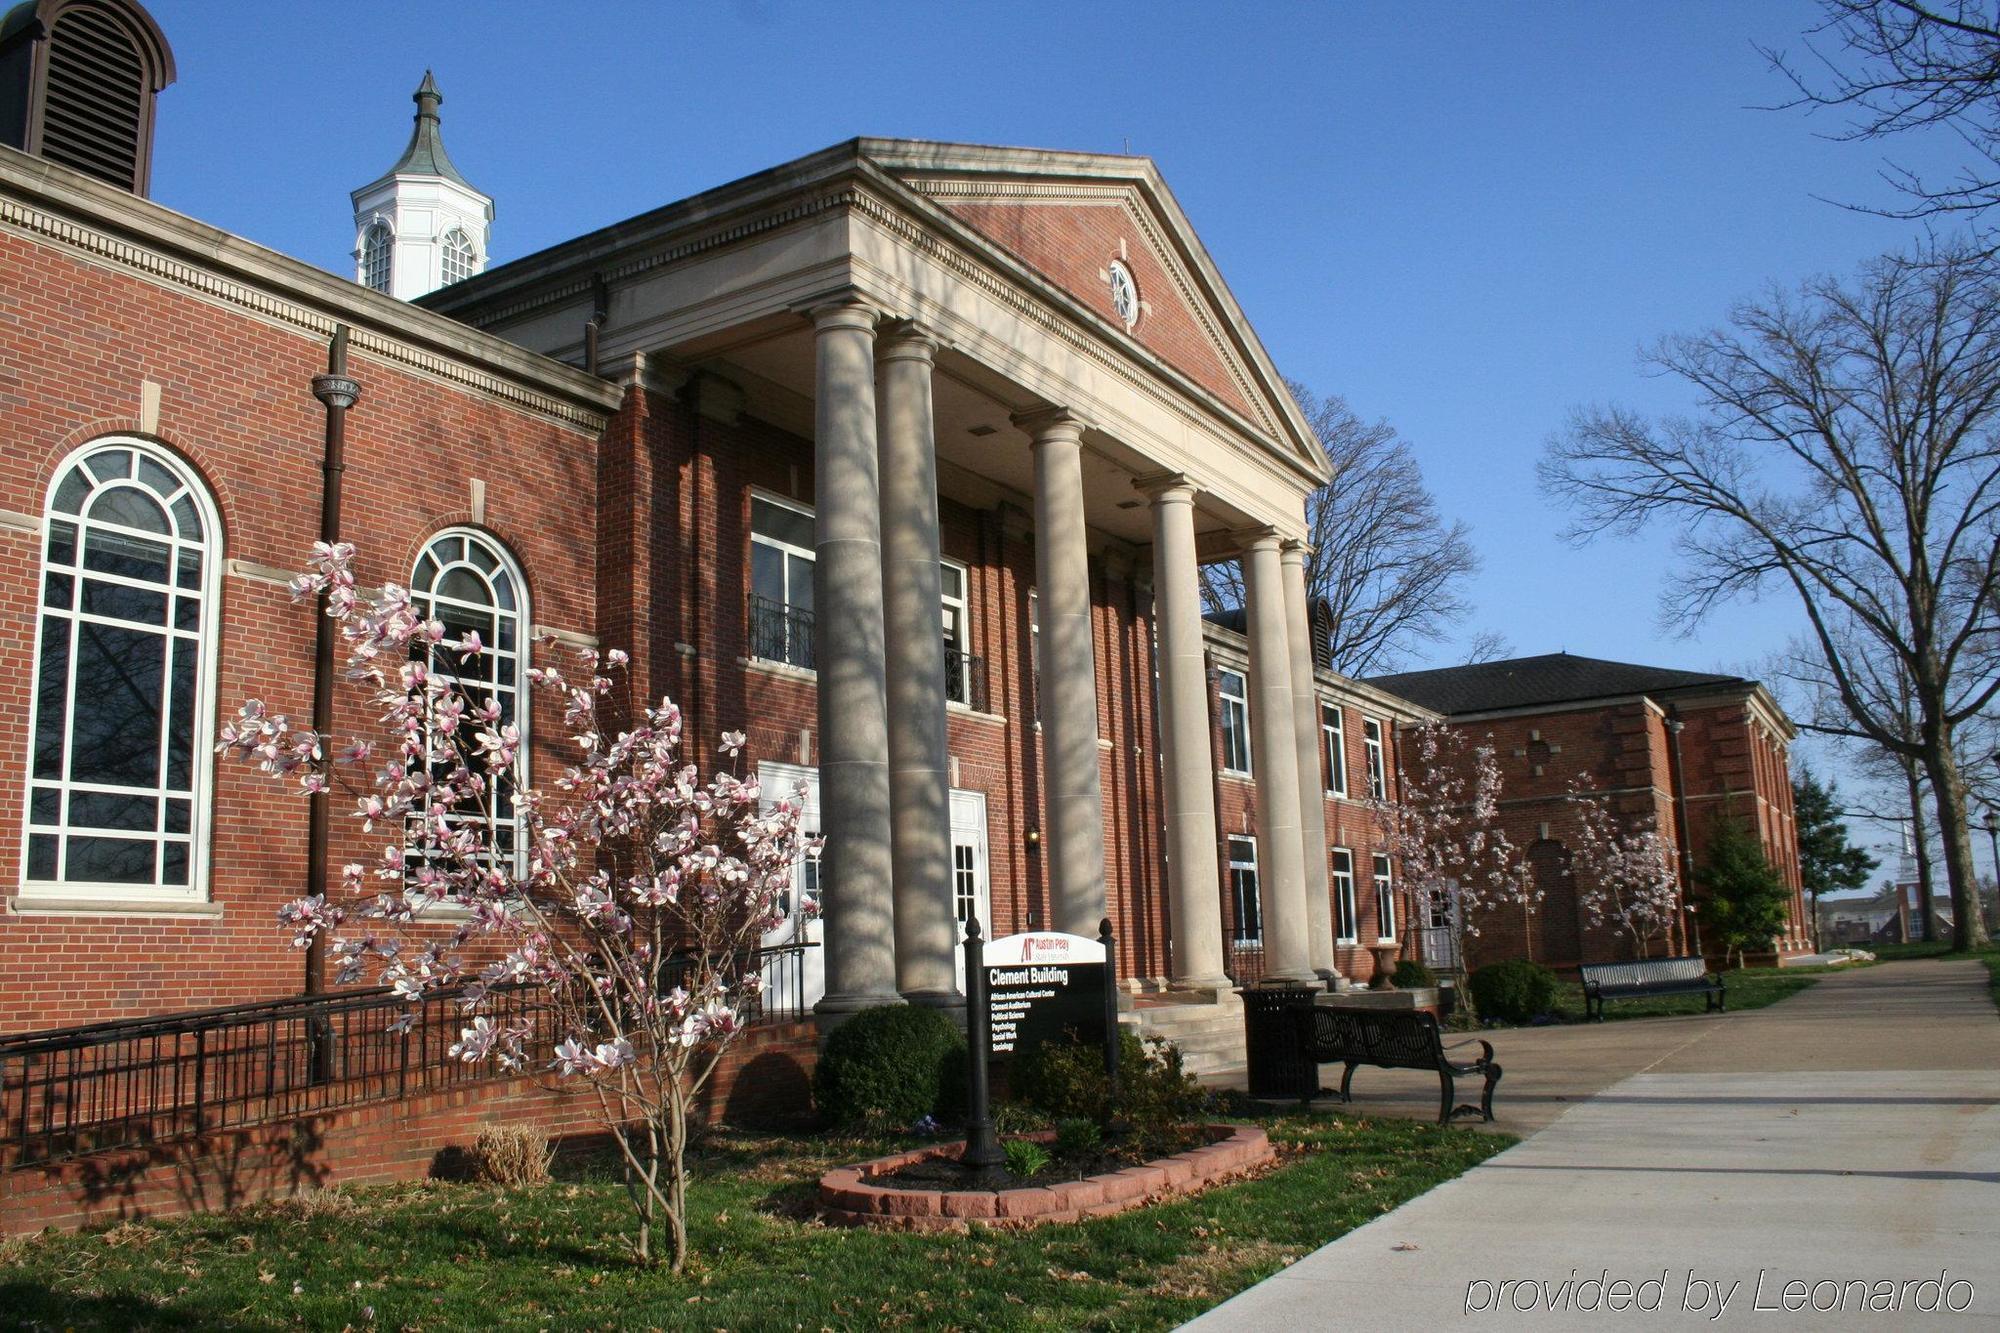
1016,408 -> 1108,936
1241,529 -> 1315,983
876,324 -> 958,1009
810,298 -> 900,1020
1142,475 -> 1230,990
1283,540 -> 1340,982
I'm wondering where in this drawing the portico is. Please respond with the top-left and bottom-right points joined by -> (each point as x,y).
425,138 -> 1340,1018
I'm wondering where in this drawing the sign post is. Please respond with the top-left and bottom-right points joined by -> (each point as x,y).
958,915 -> 1004,1173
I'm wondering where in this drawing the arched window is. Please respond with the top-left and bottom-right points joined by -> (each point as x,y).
407,529 -> 526,880
25,439 -> 219,900
440,227 -> 475,286
360,221 -> 393,293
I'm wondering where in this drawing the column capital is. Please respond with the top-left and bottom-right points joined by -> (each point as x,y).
1279,538 -> 1314,565
806,291 -> 881,333
1230,524 -> 1283,553
1012,405 -> 1087,444
1132,470 -> 1196,504
875,319 -> 940,365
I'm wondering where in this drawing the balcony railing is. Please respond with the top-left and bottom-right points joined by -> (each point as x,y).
748,593 -> 815,670
944,645 -> 988,712
1,943 -> 818,1172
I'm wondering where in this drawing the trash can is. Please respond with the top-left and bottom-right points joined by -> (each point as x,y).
1240,983 -> 1319,1100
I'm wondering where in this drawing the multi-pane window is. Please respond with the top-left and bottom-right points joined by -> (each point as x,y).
1219,668 -> 1252,774
749,494 -> 815,669
1363,717 -> 1386,800
1331,847 -> 1358,943
953,843 -> 978,924
408,530 -> 526,881
1373,852 -> 1397,941
941,559 -> 972,706
360,221 -> 392,293
1027,588 -> 1041,720
1228,835 -> 1261,944
1321,700 -> 1346,796
26,442 -> 217,899
440,227 -> 476,286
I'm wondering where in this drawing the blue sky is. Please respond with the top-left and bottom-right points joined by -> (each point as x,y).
145,1 -> 1965,873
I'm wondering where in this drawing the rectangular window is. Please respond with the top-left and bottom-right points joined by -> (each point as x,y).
1321,701 -> 1347,797
941,559 -> 973,707
1219,668 -> 1252,774
1373,852 -> 1396,942
1331,847 -> 1358,943
1363,717 -> 1386,801
1228,835 -> 1261,944
953,842 -> 978,923
749,494 -> 815,669
1027,588 -> 1041,721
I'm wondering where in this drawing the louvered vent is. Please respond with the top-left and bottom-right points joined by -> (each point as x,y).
40,5 -> 144,190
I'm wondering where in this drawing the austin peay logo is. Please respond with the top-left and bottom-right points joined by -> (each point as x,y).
1019,935 -> 1073,963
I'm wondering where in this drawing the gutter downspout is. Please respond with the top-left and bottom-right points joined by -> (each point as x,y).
306,328 -> 361,1021
1664,709 -> 1697,959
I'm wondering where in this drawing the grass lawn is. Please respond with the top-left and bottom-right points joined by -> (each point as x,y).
0,1110 -> 1508,1331
1458,963 -> 1833,1029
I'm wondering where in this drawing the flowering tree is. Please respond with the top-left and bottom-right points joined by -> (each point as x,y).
1562,780 -> 1684,960
220,542 -> 814,1269
1373,721 -> 1534,1009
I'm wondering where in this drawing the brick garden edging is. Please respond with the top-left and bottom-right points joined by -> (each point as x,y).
817,1123 -> 1273,1231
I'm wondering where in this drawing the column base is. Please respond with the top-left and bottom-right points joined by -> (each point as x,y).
1167,974 -> 1236,996
1262,966 -> 1321,986
900,987 -> 966,1014
813,991 -> 905,1034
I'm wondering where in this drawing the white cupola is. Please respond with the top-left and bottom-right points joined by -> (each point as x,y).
349,71 -> 492,300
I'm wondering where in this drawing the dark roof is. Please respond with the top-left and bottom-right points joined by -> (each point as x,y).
1363,652 -> 1746,716
358,71 -> 475,194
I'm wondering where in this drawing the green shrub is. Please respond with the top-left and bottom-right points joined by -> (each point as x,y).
813,1004 -> 966,1128
1392,960 -> 1438,989
1011,1029 -> 1205,1141
1052,1116 -> 1103,1160
1003,1138 -> 1052,1177
1467,959 -> 1560,1024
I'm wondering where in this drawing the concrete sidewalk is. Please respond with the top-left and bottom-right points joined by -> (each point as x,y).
1186,961 -> 2000,1330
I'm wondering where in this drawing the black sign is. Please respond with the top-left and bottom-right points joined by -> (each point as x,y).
983,932 -> 1108,1063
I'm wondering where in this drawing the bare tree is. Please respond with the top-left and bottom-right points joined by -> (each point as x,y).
1542,246 -> 1999,950
1201,382 -> 1480,676
1764,1 -> 2000,226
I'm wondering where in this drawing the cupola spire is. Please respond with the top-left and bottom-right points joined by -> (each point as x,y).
349,70 -> 493,299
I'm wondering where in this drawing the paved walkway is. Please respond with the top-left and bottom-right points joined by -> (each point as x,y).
1186,962 -> 2000,1329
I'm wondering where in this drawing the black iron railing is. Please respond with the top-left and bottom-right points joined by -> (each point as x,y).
1226,940 -> 1267,988
748,594 -> 814,670
944,646 -> 988,712
1,943 -> 817,1171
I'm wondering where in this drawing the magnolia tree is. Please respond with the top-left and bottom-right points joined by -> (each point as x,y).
1373,721 -> 1534,1007
220,542 -> 814,1270
1564,779 -> 1682,960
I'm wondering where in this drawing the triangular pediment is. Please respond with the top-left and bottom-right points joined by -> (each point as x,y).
860,141 -> 1325,480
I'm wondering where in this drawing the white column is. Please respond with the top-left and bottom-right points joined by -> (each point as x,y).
1241,529 -> 1315,983
1016,407 -> 1108,937
810,298 -> 900,1020
877,323 -> 958,1008
1283,540 -> 1340,981
1142,475 -> 1230,989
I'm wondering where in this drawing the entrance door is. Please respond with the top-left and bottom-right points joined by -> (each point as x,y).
756,761 -> 825,1014
949,788 -> 992,994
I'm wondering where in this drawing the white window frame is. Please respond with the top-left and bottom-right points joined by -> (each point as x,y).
940,557 -> 972,706
749,490 -> 816,669
1321,699 -> 1347,797
21,438 -> 223,905
1219,667 -> 1252,776
1363,716 -> 1386,801
440,226 -> 476,286
1331,846 -> 1358,943
406,527 -> 530,886
1027,587 -> 1041,722
1373,851 -> 1397,943
1228,834 -> 1261,945
360,219 -> 392,293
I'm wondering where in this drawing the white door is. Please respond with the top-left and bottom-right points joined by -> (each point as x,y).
949,788 -> 992,994
756,761 -> 825,1015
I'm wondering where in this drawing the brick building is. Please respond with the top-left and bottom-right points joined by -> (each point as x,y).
1368,652 -> 1812,971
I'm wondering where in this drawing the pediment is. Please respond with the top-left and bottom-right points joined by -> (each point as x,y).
863,142 -> 1325,480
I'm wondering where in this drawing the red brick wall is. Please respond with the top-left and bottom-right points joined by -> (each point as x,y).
0,226 -> 602,1032
0,1021 -> 816,1235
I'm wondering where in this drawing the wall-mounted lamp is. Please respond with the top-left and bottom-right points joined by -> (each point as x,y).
1024,827 -> 1041,850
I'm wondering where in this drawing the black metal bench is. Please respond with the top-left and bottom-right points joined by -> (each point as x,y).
1301,1007 -> 1501,1126
1577,956 -> 1724,1021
